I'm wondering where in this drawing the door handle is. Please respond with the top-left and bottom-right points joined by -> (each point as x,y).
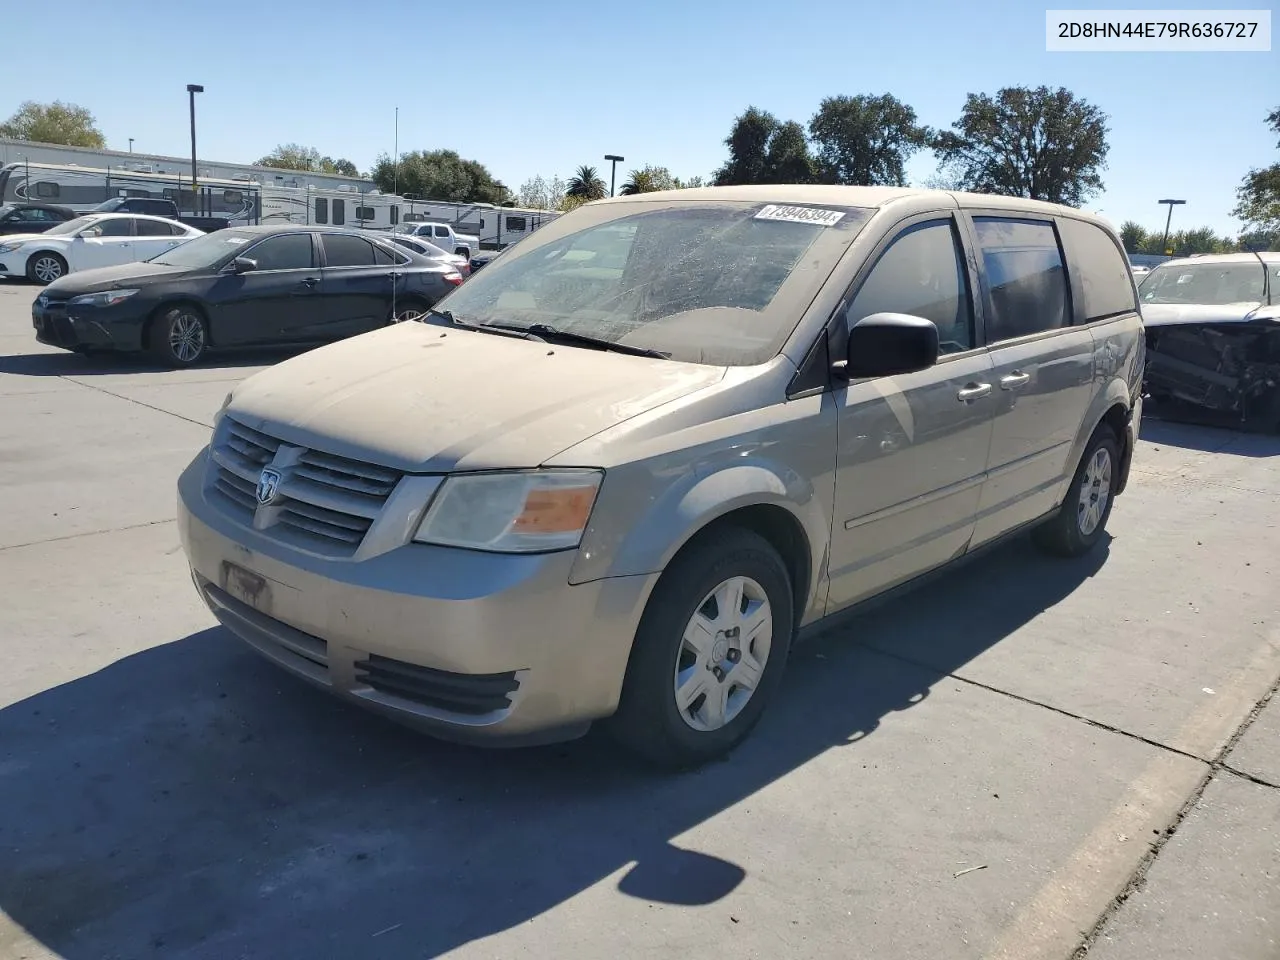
299,277 -> 319,288
956,382 -> 992,402
1000,372 -> 1031,390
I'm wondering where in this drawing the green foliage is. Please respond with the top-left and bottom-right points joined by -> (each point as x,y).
256,143 -> 359,177
515,175 -> 567,210
369,149 -> 503,203
620,165 -> 678,194
0,100 -> 105,148
566,165 -> 607,200
1233,106 -> 1280,232
1119,221 -> 1148,254
714,108 -> 816,185
933,86 -> 1109,205
808,94 -> 930,186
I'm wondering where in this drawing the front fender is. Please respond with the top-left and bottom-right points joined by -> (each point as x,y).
569,457 -> 831,620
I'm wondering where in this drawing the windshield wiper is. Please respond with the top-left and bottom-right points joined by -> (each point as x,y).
519,323 -> 670,360
429,309 -> 545,341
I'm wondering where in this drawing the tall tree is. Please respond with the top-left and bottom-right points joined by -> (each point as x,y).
714,107 -> 816,185
934,86 -> 1109,205
1119,221 -> 1148,254
0,100 -> 105,148
808,94 -> 930,186
257,143 -> 358,176
673,175 -> 706,189
1233,106 -> 1280,232
516,174 -> 567,210
620,165 -> 678,194
369,149 -> 502,203
566,165 -> 607,200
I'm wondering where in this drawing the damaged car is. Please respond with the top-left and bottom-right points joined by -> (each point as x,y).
1139,252 -> 1280,431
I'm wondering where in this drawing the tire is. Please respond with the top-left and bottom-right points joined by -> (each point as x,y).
388,298 -> 430,324
148,304 -> 208,366
26,252 -> 67,285
1033,426 -> 1121,557
609,527 -> 794,769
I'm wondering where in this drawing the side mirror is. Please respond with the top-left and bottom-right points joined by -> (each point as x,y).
836,312 -> 940,380
230,256 -> 258,274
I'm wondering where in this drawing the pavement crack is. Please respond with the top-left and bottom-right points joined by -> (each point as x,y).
1069,666 -> 1280,958
0,518 -> 175,552
1220,764 -> 1280,790
62,377 -> 214,429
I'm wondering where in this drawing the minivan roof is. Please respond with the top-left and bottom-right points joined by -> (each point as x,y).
600,184 -> 1097,222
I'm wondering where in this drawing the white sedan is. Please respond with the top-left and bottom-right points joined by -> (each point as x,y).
0,213 -> 204,285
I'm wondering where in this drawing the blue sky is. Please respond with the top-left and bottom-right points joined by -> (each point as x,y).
4,0 -> 1276,234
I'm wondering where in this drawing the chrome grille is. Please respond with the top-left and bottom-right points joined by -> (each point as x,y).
207,417 -> 404,556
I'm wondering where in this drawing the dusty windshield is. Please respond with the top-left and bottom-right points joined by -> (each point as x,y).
436,201 -> 873,365
1139,261 -> 1266,306
147,230 -> 256,267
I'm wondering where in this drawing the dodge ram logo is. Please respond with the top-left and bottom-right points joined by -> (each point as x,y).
256,467 -> 282,506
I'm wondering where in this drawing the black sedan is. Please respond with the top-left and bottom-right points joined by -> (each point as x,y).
31,225 -> 463,366
0,203 -> 77,236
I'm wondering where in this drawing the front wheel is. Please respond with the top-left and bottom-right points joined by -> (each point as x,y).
1033,427 -> 1120,557
149,305 -> 208,366
27,252 -> 67,285
387,298 -> 430,324
609,528 -> 794,768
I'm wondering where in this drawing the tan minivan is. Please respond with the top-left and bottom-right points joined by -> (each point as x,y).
177,186 -> 1145,767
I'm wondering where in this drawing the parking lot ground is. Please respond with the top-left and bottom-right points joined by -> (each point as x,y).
1,278 -> 1277,960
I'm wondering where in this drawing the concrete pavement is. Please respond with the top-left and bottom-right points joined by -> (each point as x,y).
0,278 -> 1276,960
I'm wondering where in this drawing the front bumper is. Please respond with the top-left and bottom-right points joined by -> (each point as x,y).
176,452 -> 658,746
31,296 -> 147,352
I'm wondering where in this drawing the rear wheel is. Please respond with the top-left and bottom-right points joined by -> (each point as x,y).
27,252 -> 67,285
609,528 -> 794,768
149,305 -> 208,366
1033,427 -> 1120,557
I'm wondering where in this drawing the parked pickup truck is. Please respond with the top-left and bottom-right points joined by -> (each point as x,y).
395,221 -> 480,260
92,197 -> 230,234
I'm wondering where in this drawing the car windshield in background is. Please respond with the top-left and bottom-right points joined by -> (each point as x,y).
0,205 -> 14,218
1139,261 -> 1266,306
147,230 -> 257,267
437,201 -> 873,365
42,215 -> 101,237
94,198 -> 128,212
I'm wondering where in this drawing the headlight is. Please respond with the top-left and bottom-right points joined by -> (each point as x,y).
68,289 -> 139,307
413,469 -> 602,553
0,241 -> 24,254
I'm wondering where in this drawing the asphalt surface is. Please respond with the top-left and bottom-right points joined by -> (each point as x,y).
0,278 -> 1276,960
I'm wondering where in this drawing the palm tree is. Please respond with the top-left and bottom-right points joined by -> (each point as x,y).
566,165 -> 607,200
619,168 -> 659,195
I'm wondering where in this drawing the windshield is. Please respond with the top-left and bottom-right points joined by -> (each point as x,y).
435,201 -> 872,365
94,198 -> 127,212
147,230 -> 256,267
1139,261 -> 1266,306
0,204 -> 13,218
42,215 -> 102,237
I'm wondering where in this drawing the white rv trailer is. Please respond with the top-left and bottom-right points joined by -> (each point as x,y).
0,160 -> 561,245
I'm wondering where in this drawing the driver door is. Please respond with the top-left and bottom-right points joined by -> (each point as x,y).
74,217 -> 136,269
826,214 -> 997,612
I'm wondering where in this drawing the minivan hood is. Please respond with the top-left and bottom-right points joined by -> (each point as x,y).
225,322 -> 726,473
1141,301 -> 1264,327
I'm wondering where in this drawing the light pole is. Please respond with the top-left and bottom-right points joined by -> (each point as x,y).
1158,199 -> 1185,256
186,84 -> 204,216
604,154 -> 624,197
128,138 -> 134,153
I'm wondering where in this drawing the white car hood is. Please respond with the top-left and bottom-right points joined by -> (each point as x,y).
1141,302 -> 1270,327
0,233 -> 48,247
225,321 -> 725,473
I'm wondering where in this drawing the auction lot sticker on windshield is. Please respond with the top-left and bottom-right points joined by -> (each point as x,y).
755,204 -> 846,227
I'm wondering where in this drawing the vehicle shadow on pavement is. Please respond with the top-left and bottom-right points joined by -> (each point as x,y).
0,535 -> 1108,959
1139,417 -> 1280,456
0,347 -> 311,378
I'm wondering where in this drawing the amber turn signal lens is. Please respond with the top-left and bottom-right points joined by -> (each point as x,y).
512,485 -> 598,534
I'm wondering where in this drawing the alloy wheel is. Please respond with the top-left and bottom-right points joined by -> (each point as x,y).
1077,446 -> 1113,536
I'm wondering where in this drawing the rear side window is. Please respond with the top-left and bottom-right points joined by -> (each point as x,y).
322,233 -> 375,267
434,226 -> 449,238
372,242 -> 407,265
973,218 -> 1069,342
1058,218 -> 1137,321
846,220 -> 974,354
